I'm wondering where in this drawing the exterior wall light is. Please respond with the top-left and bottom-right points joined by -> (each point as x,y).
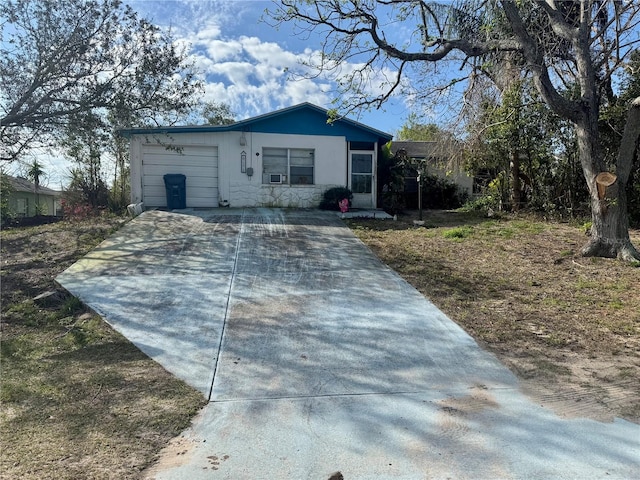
241,151 -> 247,173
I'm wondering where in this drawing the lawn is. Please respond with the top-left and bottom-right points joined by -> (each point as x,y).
348,210 -> 640,423
0,217 -> 207,480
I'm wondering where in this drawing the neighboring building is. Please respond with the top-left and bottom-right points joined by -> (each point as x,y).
391,141 -> 473,196
4,175 -> 62,217
120,103 -> 393,209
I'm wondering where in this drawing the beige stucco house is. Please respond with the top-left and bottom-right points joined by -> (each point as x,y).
121,103 -> 393,210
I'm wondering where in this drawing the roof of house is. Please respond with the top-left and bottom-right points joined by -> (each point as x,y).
119,102 -> 393,144
5,175 -> 61,196
392,141 -> 440,158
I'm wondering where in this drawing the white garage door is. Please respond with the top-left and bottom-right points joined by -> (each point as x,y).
142,145 -> 219,208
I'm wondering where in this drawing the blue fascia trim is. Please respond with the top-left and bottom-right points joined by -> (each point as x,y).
119,103 -> 393,143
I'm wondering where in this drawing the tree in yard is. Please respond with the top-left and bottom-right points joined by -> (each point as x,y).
26,159 -> 46,214
0,0 -> 202,163
26,159 -> 45,190
62,111 -> 110,209
0,171 -> 15,223
109,133 -> 131,213
600,49 -> 640,227
464,77 -> 588,215
397,113 -> 443,141
270,0 -> 640,261
199,101 -> 236,126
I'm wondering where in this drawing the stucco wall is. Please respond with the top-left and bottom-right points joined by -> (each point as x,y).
130,131 -> 349,208
222,132 -> 346,208
9,192 -> 58,217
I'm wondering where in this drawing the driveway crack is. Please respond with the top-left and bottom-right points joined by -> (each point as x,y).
207,209 -> 245,401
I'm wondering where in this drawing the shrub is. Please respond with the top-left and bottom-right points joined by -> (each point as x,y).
401,174 -> 469,211
460,194 -> 501,214
60,198 -> 95,221
1,172 -> 14,225
381,190 -> 406,215
421,174 -> 469,209
443,226 -> 474,239
320,187 -> 353,211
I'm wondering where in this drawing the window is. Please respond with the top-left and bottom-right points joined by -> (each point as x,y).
351,153 -> 373,194
262,147 -> 314,185
16,198 -> 28,216
349,141 -> 375,151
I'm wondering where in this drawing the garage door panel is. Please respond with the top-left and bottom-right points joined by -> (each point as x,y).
142,145 -> 213,155
141,145 -> 219,208
142,165 -> 218,177
142,146 -> 214,157
142,155 -> 216,169
143,175 -> 217,189
142,165 -> 218,179
143,193 -> 219,209
142,186 -> 170,199
144,185 -> 218,199
143,195 -> 168,207
186,198 -> 218,208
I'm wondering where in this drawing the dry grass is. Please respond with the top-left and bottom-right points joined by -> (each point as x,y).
1,217 -> 206,480
348,210 -> 640,422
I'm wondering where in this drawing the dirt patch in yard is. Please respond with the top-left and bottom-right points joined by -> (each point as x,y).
1,217 -> 207,480
348,210 -> 640,424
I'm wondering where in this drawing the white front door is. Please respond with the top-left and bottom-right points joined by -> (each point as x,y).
350,152 -> 375,208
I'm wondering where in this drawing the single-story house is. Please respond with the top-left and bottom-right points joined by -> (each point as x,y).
4,175 -> 62,217
391,140 -> 473,196
120,103 -> 393,210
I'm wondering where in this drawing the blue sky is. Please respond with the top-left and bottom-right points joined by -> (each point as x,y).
129,0 -> 415,133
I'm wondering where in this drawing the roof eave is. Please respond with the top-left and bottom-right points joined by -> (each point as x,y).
118,103 -> 393,141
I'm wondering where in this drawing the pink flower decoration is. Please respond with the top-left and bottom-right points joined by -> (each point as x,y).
338,198 -> 349,213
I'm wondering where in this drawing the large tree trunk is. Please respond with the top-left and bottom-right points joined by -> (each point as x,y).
500,0 -> 640,261
582,174 -> 638,261
580,98 -> 640,262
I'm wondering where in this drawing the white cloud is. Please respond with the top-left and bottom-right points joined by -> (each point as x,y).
241,37 -> 299,67
195,24 -> 222,42
155,1 -> 405,128
140,1 -> 409,134
282,78 -> 331,106
180,24 -> 334,119
205,39 -> 243,62
211,60 -> 254,85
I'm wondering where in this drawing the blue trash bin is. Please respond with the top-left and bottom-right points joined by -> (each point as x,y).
163,174 -> 186,209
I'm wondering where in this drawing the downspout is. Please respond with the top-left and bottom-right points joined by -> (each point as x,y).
373,141 -> 378,208
346,139 -> 350,189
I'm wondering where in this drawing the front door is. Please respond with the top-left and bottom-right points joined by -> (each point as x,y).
350,152 -> 374,208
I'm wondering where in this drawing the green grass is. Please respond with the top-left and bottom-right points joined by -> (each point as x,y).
442,226 -> 474,239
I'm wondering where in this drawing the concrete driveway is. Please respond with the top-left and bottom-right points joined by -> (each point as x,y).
57,209 -> 639,479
